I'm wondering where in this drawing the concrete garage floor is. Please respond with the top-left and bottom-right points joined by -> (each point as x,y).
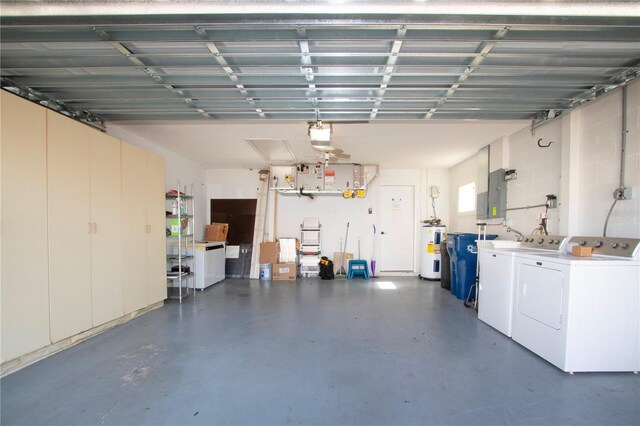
1,277 -> 638,425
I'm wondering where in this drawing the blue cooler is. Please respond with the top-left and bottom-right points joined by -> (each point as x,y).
446,233 -> 497,300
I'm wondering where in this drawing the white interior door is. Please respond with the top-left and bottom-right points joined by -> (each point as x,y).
379,185 -> 415,272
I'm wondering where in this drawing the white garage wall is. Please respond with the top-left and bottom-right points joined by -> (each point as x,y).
577,80 -> 640,237
275,184 -> 379,263
447,79 -> 640,240
206,169 -> 261,224
424,168 -> 450,226
206,167 -> 435,273
503,119 -> 563,237
107,124 -> 208,240
448,155 -> 479,234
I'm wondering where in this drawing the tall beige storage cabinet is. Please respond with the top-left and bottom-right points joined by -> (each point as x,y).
1,91 -> 167,369
122,143 -> 149,314
90,132 -> 124,327
0,92 -> 51,362
47,112 -> 93,342
122,143 -> 166,314
146,154 -> 167,305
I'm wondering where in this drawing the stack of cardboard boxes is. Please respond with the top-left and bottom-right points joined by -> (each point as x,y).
259,239 -> 299,281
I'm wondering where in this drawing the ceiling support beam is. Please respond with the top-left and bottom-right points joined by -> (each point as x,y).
196,26 -> 265,118
371,26 -> 406,119
425,26 -> 510,119
94,27 -> 211,119
297,27 -> 318,112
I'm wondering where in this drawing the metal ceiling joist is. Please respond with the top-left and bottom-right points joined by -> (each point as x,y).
196,26 -> 264,118
296,27 -> 318,109
91,27 -> 212,119
3,51 -> 640,60
371,26 -> 406,119
425,25 -> 511,119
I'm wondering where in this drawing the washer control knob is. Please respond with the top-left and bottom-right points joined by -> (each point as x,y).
620,243 -> 629,249
593,240 -> 603,248
553,240 -> 560,244
537,238 -> 544,244
611,242 -> 619,249
579,240 -> 587,246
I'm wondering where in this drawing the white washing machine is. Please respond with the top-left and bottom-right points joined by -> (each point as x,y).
419,225 -> 446,280
511,236 -> 640,373
478,235 -> 567,337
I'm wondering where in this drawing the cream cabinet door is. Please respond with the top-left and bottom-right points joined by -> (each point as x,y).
0,92 -> 51,362
146,153 -> 167,305
90,132 -> 124,326
122,142 -> 148,314
47,111 -> 93,343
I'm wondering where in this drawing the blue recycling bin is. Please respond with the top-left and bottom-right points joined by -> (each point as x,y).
446,233 -> 497,300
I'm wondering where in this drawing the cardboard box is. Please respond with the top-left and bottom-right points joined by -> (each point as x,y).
206,223 -> 229,242
273,263 -> 297,281
333,252 -> 354,274
259,241 -> 279,264
572,245 -> 593,257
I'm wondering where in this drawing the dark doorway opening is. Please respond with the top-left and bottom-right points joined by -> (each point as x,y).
210,199 -> 257,245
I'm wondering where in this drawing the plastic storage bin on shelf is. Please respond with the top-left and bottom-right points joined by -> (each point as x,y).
446,233 -> 497,300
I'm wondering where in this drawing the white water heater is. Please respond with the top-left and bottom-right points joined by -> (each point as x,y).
419,225 -> 446,280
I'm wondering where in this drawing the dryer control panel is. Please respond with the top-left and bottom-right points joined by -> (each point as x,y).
568,237 -> 640,258
520,235 -> 567,251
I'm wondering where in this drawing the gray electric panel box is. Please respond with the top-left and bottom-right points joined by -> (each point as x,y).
476,191 -> 488,220
487,168 -> 507,219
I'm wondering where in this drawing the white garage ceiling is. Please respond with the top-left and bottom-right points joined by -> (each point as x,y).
109,119 -> 528,169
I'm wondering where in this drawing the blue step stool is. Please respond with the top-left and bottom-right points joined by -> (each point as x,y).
348,259 -> 369,280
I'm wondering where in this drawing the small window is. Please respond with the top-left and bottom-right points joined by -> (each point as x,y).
458,182 -> 476,213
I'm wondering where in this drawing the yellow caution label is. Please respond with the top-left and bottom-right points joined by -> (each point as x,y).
492,206 -> 497,216
427,243 -> 434,253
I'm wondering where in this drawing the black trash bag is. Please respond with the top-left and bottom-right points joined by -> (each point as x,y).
319,256 -> 335,280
